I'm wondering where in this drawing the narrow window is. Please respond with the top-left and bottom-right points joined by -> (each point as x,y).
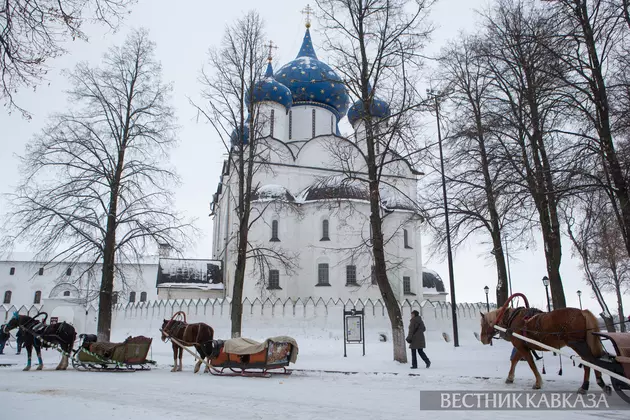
268,269 -> 280,290
129,291 -> 136,303
38,267 -> 44,275
371,265 -> 377,285
271,220 -> 280,241
312,109 -> 316,137
404,229 -> 412,249
66,267 -> 72,276
270,109 -> 275,137
34,291 -> 41,304
112,292 -> 118,306
289,110 -> 292,139
346,265 -> 357,286
3,290 -> 11,304
140,292 -> 147,302
321,219 -> 330,241
317,263 -> 329,286
330,115 -> 334,133
63,291 -> 70,297
403,276 -> 412,295
9,267 -> 15,275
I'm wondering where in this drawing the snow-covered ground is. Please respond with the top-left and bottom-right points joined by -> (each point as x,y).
1,329 -> 628,419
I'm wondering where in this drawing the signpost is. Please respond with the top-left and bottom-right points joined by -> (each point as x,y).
343,308 -> 365,357
50,317 -> 58,324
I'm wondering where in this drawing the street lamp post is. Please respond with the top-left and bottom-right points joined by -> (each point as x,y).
577,290 -> 582,310
428,88 -> 459,347
484,285 -> 490,313
504,236 -> 514,307
542,276 -> 551,312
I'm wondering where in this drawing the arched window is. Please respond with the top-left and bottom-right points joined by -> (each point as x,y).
3,290 -> 11,304
63,291 -> 70,297
129,291 -> 136,303
270,220 -> 279,241
66,267 -> 72,276
34,291 -> 42,304
403,229 -> 412,249
38,267 -> 44,275
140,292 -> 147,303
321,219 -> 330,241
112,292 -> 118,306
317,263 -> 330,286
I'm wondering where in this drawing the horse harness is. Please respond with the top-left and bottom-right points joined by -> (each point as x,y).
497,307 -> 544,340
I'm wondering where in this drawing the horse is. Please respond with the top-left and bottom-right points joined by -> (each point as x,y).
2,312 -> 76,371
160,316 -> 214,373
479,306 -> 611,395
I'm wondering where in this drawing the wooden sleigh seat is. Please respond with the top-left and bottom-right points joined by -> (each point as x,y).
593,332 -> 630,378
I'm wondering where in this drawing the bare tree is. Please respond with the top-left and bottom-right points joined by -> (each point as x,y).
314,0 -> 434,362
1,28 -> 194,341
1,0 -> 135,118
479,0 -> 572,308
588,201 -> 630,331
562,193 -> 617,331
193,11 -> 300,337
541,0 -> 630,263
422,34 -> 528,307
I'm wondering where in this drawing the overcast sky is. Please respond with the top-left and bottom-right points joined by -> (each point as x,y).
0,0 -> 627,317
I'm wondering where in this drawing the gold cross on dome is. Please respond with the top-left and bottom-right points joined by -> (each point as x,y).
302,4 -> 313,28
266,40 -> 278,62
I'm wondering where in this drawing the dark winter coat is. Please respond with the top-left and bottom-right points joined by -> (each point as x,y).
406,315 -> 426,349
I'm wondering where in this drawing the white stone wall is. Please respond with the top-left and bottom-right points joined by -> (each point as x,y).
0,298 -> 494,341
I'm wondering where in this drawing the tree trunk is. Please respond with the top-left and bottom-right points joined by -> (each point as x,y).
574,0 -> 630,260
369,183 -> 407,363
612,270 -> 626,332
231,227 -> 248,338
97,145 -> 126,341
474,109 -> 508,306
97,196 -> 119,342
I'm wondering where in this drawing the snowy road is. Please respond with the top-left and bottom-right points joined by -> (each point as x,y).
1,334 -> 629,419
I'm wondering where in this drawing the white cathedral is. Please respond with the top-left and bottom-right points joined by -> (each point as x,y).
0,23 -> 447,315
209,25 -> 447,303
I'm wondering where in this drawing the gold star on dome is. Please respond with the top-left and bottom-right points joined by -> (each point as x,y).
273,86 -> 278,91
320,89 -> 325,94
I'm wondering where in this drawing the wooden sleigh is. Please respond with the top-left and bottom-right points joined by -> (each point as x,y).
205,336 -> 298,378
71,334 -> 156,372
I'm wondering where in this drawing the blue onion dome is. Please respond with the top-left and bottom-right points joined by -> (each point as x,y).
230,122 -> 249,146
246,60 -> 293,111
347,85 -> 391,126
275,28 -> 350,119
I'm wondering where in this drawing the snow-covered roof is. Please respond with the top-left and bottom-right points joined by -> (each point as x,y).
380,185 -> 419,212
296,175 -> 369,202
251,184 -> 295,202
422,269 -> 446,292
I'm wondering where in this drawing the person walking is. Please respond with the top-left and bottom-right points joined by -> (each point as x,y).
406,310 -> 431,369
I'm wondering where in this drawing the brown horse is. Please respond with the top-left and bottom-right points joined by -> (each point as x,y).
480,306 -> 611,395
160,317 -> 214,373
